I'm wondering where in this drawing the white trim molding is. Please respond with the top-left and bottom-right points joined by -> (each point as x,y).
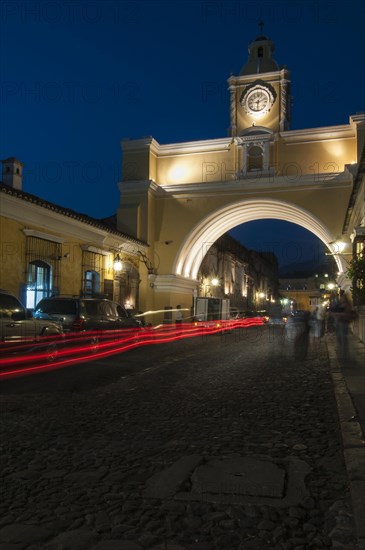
23,229 -> 65,243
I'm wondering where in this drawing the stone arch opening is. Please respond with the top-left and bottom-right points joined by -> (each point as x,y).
174,199 -> 345,279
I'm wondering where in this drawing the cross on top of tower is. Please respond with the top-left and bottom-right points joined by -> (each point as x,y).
259,20 -> 264,34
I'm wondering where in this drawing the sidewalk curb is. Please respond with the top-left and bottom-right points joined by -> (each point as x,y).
326,338 -> 365,549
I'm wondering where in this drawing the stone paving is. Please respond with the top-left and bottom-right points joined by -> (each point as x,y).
0,327 -> 358,549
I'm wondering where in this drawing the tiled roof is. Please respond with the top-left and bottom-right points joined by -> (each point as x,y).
0,182 -> 147,246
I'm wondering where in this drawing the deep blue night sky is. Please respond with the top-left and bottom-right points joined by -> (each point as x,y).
1,0 -> 364,268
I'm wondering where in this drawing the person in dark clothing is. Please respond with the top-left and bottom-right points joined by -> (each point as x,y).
331,290 -> 353,362
285,310 -> 310,360
175,305 -> 183,330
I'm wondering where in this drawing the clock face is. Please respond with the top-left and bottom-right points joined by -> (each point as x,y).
247,89 -> 269,112
242,85 -> 274,117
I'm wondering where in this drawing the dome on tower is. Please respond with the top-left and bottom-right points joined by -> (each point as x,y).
239,34 -> 280,76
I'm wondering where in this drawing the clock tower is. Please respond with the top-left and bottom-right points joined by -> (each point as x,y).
228,28 -> 291,136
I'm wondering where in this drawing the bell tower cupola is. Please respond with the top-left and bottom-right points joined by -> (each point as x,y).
239,23 -> 280,75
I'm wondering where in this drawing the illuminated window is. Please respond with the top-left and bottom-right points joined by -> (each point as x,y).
84,270 -> 100,296
26,260 -> 51,309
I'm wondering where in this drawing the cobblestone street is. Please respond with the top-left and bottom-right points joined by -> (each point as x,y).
0,327 -> 357,549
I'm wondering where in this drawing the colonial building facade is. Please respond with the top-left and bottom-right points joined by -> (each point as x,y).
341,144 -> 365,341
0,158 -> 147,310
198,233 -> 279,312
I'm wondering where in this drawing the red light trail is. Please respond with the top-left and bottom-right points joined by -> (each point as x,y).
0,318 -> 263,380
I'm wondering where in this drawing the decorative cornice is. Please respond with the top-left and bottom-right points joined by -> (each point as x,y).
227,68 -> 290,86
121,137 -> 233,158
350,113 -> 365,126
280,121 -> 356,143
120,136 -> 160,155
236,134 -> 273,144
158,170 -> 353,198
155,138 -> 233,157
117,179 -> 161,195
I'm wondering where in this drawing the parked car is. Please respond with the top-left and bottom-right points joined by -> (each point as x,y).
0,289 -> 63,362
33,296 -> 141,334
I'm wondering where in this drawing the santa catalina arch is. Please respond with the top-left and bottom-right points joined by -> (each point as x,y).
174,199 -> 345,280
117,32 -> 364,314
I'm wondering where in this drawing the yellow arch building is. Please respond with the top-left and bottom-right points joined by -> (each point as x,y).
117,32 -> 365,317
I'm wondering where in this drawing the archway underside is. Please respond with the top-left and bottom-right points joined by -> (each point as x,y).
174,199 -> 345,279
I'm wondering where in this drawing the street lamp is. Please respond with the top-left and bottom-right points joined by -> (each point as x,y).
326,238 -> 352,257
201,276 -> 220,297
114,253 -> 122,272
325,239 -> 353,279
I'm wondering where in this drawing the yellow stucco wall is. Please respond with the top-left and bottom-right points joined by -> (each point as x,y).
0,217 -> 25,296
277,138 -> 357,174
121,148 -> 150,181
156,148 -> 236,185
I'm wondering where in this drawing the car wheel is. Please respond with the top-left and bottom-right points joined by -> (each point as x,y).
46,343 -> 58,362
90,336 -> 100,352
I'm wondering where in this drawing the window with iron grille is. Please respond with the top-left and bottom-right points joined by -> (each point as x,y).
247,145 -> 263,171
81,250 -> 103,296
25,237 -> 61,308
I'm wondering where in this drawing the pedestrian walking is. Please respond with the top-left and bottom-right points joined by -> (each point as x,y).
175,305 -> 183,330
294,310 -> 310,360
285,310 -> 310,360
317,304 -> 326,339
309,305 -> 326,349
309,307 -> 321,349
331,290 -> 353,363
